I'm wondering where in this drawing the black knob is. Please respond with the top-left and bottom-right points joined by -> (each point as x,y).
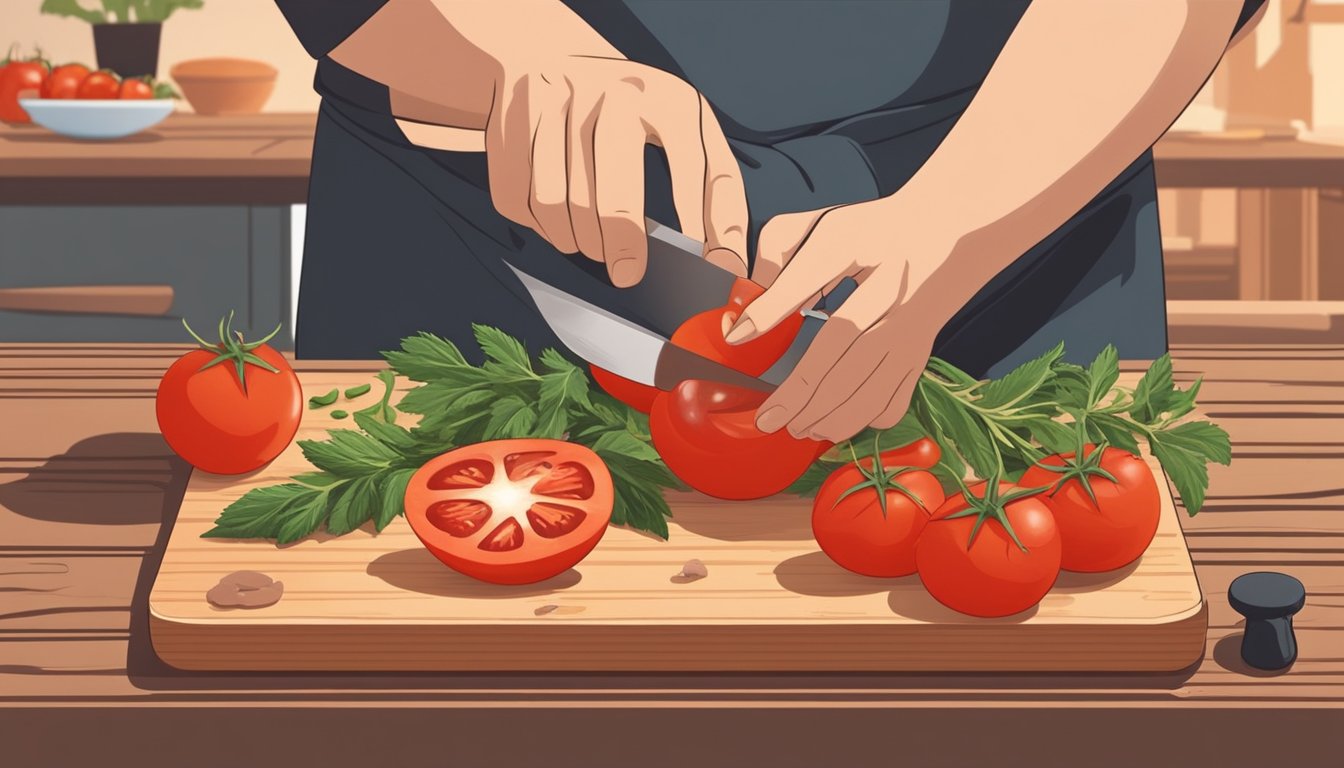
1228,571 -> 1306,671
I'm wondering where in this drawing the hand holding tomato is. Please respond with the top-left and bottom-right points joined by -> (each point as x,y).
156,313 -> 301,475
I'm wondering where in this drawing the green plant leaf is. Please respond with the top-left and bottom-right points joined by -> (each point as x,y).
976,342 -> 1062,411
298,430 -> 400,478
276,485 -> 337,544
1147,421 -> 1230,515
598,451 -> 675,539
40,0 -> 106,23
1088,412 -> 1142,455
474,324 -> 536,379
591,429 -> 662,463
1129,354 -> 1174,424
483,396 -> 536,439
375,468 -> 416,531
353,410 -> 416,453
916,379 -> 1001,478
1086,344 -> 1120,409
203,483 -> 316,539
383,333 -> 488,387
326,476 -> 377,536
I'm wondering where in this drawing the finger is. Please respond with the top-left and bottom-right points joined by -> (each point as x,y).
569,93 -> 604,262
486,76 -> 537,230
752,211 -> 822,288
786,317 -> 898,435
698,95 -> 749,277
810,356 -> 918,442
726,224 -> 850,344
591,98 -> 648,286
529,92 -> 578,254
870,361 -> 922,430
753,280 -> 892,435
647,85 -> 706,244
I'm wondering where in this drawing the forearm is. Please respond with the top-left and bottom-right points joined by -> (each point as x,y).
893,0 -> 1241,309
329,0 -> 622,130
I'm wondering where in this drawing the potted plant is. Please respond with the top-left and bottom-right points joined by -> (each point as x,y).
39,0 -> 204,79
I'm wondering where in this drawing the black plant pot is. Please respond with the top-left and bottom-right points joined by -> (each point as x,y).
92,22 -> 162,79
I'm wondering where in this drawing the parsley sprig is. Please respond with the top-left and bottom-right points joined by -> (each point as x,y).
204,326 -> 679,543
789,343 -> 1230,515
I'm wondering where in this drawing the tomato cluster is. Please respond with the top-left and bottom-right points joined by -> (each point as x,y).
594,277 -> 830,500
813,440 -> 1162,618
0,51 -> 170,124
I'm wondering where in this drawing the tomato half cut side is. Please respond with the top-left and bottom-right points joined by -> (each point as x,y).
404,439 -> 614,585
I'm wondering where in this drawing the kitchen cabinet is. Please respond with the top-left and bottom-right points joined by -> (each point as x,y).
0,114 -> 312,346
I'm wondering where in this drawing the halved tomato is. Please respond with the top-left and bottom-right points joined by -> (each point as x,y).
403,439 -> 614,585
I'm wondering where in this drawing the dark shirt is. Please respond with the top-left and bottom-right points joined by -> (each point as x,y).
274,0 -> 1266,376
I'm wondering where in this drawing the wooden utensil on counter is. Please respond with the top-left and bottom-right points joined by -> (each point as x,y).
0,285 -> 174,317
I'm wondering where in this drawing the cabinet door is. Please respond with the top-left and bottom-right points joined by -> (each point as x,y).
0,206 -> 291,346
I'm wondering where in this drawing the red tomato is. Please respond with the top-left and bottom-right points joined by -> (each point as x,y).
650,379 -> 831,500
41,64 -> 91,99
812,440 -> 946,577
404,439 -> 614,585
916,482 -> 1061,618
1020,445 -> 1160,573
118,77 -> 154,99
76,70 -> 120,100
589,366 -> 658,414
590,277 -> 805,413
156,316 -> 301,475
0,57 -> 49,124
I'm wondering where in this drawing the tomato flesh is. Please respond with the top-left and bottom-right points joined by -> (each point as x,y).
1020,445 -> 1161,573
155,344 -> 301,475
916,482 -> 1061,618
404,439 -> 614,585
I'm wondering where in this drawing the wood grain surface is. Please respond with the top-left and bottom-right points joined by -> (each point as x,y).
1,341 -> 1340,766
146,373 -> 1206,673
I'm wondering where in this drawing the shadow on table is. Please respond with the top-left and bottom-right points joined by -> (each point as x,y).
367,548 -> 583,597
0,432 -> 178,527
1212,627 -> 1291,678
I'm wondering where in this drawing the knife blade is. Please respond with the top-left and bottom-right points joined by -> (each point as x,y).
506,264 -> 776,393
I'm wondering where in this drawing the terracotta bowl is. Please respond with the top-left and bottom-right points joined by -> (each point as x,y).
169,58 -> 277,115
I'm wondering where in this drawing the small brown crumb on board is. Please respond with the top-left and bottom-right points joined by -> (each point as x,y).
207,570 -> 284,609
671,558 -> 708,584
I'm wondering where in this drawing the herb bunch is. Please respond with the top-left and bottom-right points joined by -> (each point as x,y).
204,326 -> 679,543
788,343 -> 1231,515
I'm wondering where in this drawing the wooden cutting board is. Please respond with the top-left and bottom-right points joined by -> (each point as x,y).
148,370 -> 1207,673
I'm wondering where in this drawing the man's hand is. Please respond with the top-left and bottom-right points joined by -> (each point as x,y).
725,200 -> 954,443
330,0 -> 748,286
486,56 -> 748,286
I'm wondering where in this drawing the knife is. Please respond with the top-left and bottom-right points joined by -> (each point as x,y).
506,218 -> 844,392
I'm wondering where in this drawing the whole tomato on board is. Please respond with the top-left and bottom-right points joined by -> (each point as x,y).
811,438 -> 945,577
156,313 -> 302,475
1020,444 -> 1161,573
76,70 -> 120,99
0,53 -> 49,124
650,379 -> 831,500
41,63 -> 91,99
591,277 -> 804,414
916,481 -> 1061,618
404,439 -> 614,585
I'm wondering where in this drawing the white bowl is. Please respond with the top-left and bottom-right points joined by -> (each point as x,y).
18,98 -> 175,140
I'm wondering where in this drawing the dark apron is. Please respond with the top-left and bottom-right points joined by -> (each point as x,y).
295,0 -> 1170,378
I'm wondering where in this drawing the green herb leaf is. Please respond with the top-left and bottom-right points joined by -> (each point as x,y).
203,483 -> 317,539
1147,420 -> 1231,514
474,324 -> 536,379
976,342 -> 1062,411
1129,354 -> 1174,424
344,383 -> 372,399
591,429 -> 662,463
1086,345 -> 1120,409
331,410 -> 349,419
326,475 -> 377,536
484,396 -> 537,439
299,430 -> 400,478
375,468 -> 416,531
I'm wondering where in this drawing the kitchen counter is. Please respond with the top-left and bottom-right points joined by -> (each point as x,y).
2,342 -> 1340,766
4,114 -> 1344,203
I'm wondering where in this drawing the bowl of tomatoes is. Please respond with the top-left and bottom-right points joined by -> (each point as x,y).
4,56 -> 178,140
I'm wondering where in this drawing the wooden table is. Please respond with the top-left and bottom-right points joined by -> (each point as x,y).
2,343 -> 1340,767
1154,133 -> 1344,301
